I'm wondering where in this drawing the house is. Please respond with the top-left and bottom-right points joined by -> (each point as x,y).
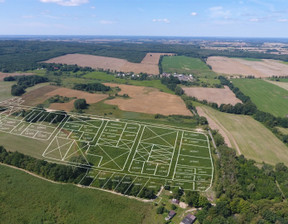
180,214 -> 196,224
171,198 -> 180,204
165,210 -> 176,221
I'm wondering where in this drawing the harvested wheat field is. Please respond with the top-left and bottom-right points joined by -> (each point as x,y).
22,85 -> 108,111
44,53 -> 173,75
183,86 -> 241,106
207,56 -> 288,77
0,72 -> 34,81
104,83 -> 191,116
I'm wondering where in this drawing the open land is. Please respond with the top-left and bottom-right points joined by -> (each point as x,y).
277,127 -> 288,135
22,85 -> 108,111
197,106 -> 288,165
0,100 -> 213,192
0,81 -> 15,101
266,79 -> 288,91
104,83 -> 192,116
162,56 -> 217,78
207,56 -> 288,77
0,164 -> 154,224
183,86 -> 241,106
0,72 -> 34,81
44,53 -> 173,75
232,79 -> 288,117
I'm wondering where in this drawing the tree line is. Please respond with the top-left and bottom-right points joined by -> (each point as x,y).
73,83 -> 111,92
0,146 -> 87,183
4,75 -> 49,96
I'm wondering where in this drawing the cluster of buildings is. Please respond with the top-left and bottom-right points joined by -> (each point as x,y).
161,73 -> 194,82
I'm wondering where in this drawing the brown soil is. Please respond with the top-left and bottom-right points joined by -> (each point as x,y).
44,53 -> 173,75
0,72 -> 34,81
104,83 -> 192,116
22,85 -> 108,111
183,86 -> 241,106
206,56 -> 288,78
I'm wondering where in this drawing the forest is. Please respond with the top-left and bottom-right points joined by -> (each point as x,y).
1,40 -> 288,72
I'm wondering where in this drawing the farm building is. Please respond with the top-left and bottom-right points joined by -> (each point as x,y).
165,210 -> 176,221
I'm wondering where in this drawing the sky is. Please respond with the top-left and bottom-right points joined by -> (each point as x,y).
0,0 -> 288,37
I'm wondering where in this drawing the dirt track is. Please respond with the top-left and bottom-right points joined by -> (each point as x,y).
44,53 -> 173,75
207,56 -> 288,77
104,83 -> 192,116
183,86 -> 241,106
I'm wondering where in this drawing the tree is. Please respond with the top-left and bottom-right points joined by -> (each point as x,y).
11,85 -> 25,96
175,86 -> 184,95
186,191 -> 200,207
156,206 -> 165,214
74,99 -> 88,110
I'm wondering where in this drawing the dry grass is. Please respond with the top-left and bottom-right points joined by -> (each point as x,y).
104,83 -> 192,116
207,56 -> 288,77
197,106 -> 288,165
22,85 -> 108,111
265,80 -> 288,91
0,72 -> 34,81
44,53 -> 173,75
183,86 -> 241,106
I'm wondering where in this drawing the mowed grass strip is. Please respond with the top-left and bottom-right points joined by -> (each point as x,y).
0,81 -> 15,101
232,78 -> 288,117
199,106 -> 288,165
162,56 -> 217,78
0,164 -> 154,224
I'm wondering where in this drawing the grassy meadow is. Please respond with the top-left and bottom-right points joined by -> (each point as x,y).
0,164 -> 155,224
199,106 -> 288,165
232,78 -> 288,117
0,81 -> 15,101
162,56 -> 217,78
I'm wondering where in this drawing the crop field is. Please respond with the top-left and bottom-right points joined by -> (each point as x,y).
162,56 -> 217,77
44,53 -> 173,75
197,106 -> 288,165
266,80 -> 288,91
207,56 -> 288,77
183,86 -> 241,106
0,81 -> 14,101
232,79 -> 288,117
0,97 -> 213,196
104,83 -> 192,116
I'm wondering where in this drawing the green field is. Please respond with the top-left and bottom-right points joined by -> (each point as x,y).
0,102 -> 212,195
0,164 -> 155,224
0,81 -> 15,101
234,57 -> 263,61
162,56 -> 217,78
199,106 -> 288,165
232,78 -> 288,117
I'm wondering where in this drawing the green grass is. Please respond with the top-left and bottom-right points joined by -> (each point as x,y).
162,56 -> 217,78
268,77 -> 288,83
0,81 -> 15,101
199,106 -> 288,165
232,79 -> 288,117
277,127 -> 288,135
0,164 -> 155,224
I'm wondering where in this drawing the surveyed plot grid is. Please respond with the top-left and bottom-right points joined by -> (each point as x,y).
0,98 -> 214,192
0,104 -> 67,141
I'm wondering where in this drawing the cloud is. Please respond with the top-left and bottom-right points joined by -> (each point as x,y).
209,6 -> 231,19
249,18 -> 260,22
190,12 -> 198,16
278,19 -> 288,22
0,0 -> 5,3
40,0 -> 89,6
152,18 -> 170,24
99,20 -> 116,25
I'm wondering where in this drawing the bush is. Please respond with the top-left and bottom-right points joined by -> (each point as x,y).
11,85 -> 25,96
74,99 -> 88,110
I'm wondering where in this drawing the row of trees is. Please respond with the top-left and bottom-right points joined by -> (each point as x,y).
0,146 -> 87,183
40,63 -> 94,73
73,83 -> 111,92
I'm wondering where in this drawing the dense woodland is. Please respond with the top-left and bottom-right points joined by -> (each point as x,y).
1,40 -> 288,72
73,83 -> 111,92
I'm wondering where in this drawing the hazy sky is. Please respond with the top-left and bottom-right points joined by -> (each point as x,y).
0,0 -> 288,37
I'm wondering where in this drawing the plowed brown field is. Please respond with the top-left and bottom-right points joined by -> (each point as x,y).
183,86 -> 241,106
104,83 -> 191,116
207,56 -> 288,77
44,53 -> 173,75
